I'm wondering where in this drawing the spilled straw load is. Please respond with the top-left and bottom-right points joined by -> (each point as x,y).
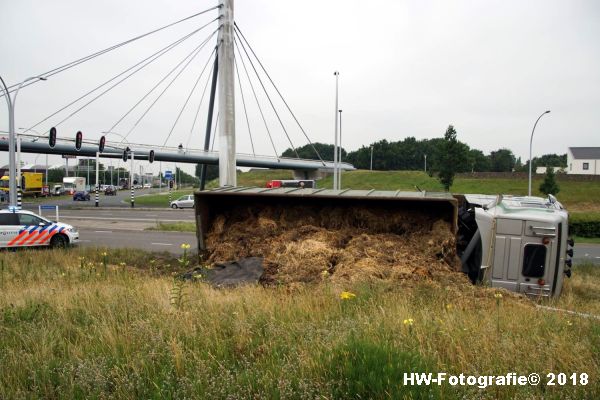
205,204 -> 465,285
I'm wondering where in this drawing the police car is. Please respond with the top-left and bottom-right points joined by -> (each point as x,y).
0,208 -> 79,248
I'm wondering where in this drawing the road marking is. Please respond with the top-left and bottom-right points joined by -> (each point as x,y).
60,216 -> 193,222
78,239 -> 91,242
151,242 -> 172,246
94,230 -> 113,233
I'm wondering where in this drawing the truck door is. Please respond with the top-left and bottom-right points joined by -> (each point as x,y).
518,221 -> 558,297
491,219 -> 523,292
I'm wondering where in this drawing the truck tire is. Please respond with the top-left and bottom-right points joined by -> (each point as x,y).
50,234 -> 69,248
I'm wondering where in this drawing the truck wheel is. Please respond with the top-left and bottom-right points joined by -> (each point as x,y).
50,234 -> 68,248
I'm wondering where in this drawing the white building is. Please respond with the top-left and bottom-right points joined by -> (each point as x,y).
567,147 -> 600,175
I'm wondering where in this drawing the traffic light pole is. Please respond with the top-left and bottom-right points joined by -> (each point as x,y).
130,151 -> 135,208
95,152 -> 100,207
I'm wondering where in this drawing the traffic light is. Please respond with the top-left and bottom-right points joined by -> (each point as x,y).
133,179 -> 138,185
149,150 -> 155,163
122,146 -> 130,162
99,135 -> 106,153
75,131 -> 83,150
49,127 -> 57,148
169,180 -> 174,189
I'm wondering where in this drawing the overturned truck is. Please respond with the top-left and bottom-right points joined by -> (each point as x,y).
194,187 -> 572,298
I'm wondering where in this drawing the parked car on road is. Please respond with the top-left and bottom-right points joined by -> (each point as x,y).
0,208 -> 79,248
170,195 -> 194,209
104,186 -> 117,196
73,191 -> 91,201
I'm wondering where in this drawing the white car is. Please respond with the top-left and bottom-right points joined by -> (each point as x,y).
170,195 -> 194,209
0,208 -> 79,248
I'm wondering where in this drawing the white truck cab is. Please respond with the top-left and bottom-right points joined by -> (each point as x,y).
459,194 -> 571,298
0,208 -> 79,248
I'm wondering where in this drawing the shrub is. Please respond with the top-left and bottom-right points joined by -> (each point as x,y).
570,213 -> 600,238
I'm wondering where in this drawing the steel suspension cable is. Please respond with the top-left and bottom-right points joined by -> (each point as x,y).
1,6 -> 221,97
25,21 -> 218,135
122,29 -> 218,142
235,23 -> 325,164
233,39 -> 279,159
163,48 -> 216,147
211,112 -> 220,151
234,57 -> 256,156
234,31 -> 299,158
106,27 -> 217,134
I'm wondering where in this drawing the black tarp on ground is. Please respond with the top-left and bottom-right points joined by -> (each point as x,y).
181,257 -> 264,287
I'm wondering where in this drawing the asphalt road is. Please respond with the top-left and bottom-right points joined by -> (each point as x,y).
19,206 -> 198,254
19,187 -> 184,209
77,228 -> 196,255
573,244 -> 600,265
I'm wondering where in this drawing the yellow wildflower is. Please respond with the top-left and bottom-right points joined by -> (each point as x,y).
446,304 -> 452,310
566,320 -> 573,327
494,293 -> 503,299
180,243 -> 191,250
403,318 -> 414,326
101,252 -> 108,257
340,291 -> 356,300
320,270 -> 329,279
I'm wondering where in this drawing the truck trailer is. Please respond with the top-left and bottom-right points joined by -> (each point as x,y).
63,177 -> 86,195
194,188 -> 572,298
0,172 -> 45,197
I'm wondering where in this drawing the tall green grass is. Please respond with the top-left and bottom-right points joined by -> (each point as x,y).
0,248 -> 597,399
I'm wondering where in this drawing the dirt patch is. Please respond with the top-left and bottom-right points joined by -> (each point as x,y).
205,204 -> 465,286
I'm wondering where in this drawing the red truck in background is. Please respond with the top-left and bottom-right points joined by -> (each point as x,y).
266,180 -> 316,189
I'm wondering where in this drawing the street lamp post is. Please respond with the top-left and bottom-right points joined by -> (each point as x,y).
424,154 -> 427,173
1,75 -> 47,207
370,146 -> 374,171
528,110 -> 551,196
338,109 -> 342,189
333,71 -> 339,190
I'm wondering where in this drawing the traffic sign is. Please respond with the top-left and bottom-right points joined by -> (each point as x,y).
164,170 -> 173,180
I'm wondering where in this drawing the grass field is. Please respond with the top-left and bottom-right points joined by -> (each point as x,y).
0,247 -> 598,399
147,221 -> 196,232
133,190 -> 193,207
131,169 -> 600,212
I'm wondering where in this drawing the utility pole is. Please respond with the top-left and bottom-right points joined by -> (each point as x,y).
424,154 -> 427,173
218,0 -> 236,187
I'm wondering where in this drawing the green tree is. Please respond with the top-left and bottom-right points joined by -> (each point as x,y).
195,164 -> 219,182
281,143 -> 345,161
539,167 -> 560,195
435,125 -> 464,191
489,148 -> 516,172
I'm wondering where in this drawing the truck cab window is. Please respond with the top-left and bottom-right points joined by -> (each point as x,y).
523,244 -> 546,278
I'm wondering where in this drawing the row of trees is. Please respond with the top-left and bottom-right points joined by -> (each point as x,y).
280,139 -> 566,174
278,126 -> 567,192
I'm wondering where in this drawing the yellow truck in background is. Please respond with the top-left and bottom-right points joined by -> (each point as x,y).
0,172 -> 46,197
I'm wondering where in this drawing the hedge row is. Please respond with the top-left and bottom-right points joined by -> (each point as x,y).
570,213 -> 600,238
